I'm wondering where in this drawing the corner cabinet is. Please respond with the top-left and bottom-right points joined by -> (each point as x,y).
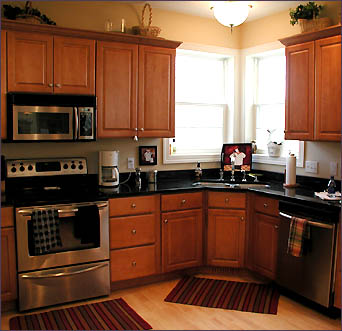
280,25 -> 341,141
97,43 -> 176,139
7,31 -> 95,95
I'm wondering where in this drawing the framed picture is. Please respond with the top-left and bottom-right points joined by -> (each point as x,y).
139,146 -> 157,166
221,143 -> 252,172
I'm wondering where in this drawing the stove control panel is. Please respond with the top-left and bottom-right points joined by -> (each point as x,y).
6,158 -> 88,178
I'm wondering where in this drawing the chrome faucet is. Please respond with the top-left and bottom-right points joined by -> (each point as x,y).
135,168 -> 141,189
219,168 -> 224,181
242,170 -> 247,182
230,157 -> 235,182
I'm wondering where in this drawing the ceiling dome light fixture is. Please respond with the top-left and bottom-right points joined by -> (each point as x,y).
211,1 -> 252,32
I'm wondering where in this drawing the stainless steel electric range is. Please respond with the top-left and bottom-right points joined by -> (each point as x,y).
6,157 -> 110,311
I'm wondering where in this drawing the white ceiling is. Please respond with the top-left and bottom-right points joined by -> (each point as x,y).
140,1 -> 306,22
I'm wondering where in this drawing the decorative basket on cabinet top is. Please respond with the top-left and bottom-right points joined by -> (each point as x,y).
132,3 -> 161,37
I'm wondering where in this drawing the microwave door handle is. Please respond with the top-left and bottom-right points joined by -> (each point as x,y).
74,107 -> 79,140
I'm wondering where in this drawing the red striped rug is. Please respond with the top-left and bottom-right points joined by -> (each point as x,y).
9,298 -> 152,330
165,276 -> 280,314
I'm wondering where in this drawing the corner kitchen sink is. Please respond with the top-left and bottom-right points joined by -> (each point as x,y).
192,181 -> 270,189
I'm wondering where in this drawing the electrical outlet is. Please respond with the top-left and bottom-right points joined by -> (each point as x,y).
330,161 -> 338,176
305,160 -> 318,174
127,157 -> 135,169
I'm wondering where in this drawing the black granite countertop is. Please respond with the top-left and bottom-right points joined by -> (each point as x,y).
2,169 -> 341,212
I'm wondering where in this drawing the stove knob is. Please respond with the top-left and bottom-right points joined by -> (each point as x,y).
78,165 -> 84,170
63,164 -> 69,169
11,167 -> 16,173
71,164 -> 76,170
19,166 -> 25,172
28,165 -> 33,171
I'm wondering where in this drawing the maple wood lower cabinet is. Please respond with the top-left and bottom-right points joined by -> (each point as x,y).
1,207 -> 17,303
207,192 -> 246,268
251,195 -> 279,280
161,192 -> 203,272
109,195 -> 160,282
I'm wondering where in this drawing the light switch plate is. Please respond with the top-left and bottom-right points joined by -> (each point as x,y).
305,160 -> 318,174
330,161 -> 338,176
127,157 -> 135,169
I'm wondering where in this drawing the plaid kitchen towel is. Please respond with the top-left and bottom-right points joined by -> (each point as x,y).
287,216 -> 310,257
32,209 -> 62,255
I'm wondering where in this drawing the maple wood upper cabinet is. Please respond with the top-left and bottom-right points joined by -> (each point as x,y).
97,42 -> 176,139
1,30 -> 7,140
280,26 -> 341,142
7,31 -> 95,95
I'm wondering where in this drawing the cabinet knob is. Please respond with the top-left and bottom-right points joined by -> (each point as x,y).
132,261 -> 136,267
274,225 -> 279,229
181,199 -> 186,204
225,198 -> 229,203
55,83 -> 61,88
48,83 -> 53,87
263,203 -> 268,208
131,203 -> 136,208
131,229 -> 137,235
164,219 -> 168,224
139,128 -> 144,131
134,128 -> 138,131
241,216 -> 244,222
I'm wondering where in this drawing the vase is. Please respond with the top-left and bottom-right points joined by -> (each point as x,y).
267,142 -> 281,157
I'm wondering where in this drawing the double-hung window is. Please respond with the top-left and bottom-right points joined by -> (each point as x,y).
163,48 -> 234,164
244,47 -> 303,166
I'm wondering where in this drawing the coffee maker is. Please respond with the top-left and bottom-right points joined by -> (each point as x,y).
99,151 -> 119,187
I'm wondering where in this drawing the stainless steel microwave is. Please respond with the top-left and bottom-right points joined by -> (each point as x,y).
6,93 -> 97,142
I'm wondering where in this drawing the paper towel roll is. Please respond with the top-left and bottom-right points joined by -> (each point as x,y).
285,154 -> 296,186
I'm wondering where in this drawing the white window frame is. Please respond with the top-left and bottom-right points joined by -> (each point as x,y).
163,43 -> 239,164
241,41 -> 304,168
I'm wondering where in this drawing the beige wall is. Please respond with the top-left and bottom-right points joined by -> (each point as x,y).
2,1 -> 341,179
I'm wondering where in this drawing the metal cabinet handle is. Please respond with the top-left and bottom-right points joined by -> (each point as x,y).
139,128 -> 144,131
181,199 -> 186,204
131,203 -> 136,208
164,219 -> 168,224
48,83 -> 53,87
274,225 -> 279,229
225,198 -> 229,203
263,203 -> 268,208
132,261 -> 136,267
131,229 -> 137,235
55,83 -> 61,88
241,216 -> 244,222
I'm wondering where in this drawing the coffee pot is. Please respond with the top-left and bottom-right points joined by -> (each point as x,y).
99,151 -> 119,187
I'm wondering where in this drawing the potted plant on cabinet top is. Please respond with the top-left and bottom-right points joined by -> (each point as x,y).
289,1 -> 330,33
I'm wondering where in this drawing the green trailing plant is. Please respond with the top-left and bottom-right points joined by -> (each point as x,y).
289,1 -> 323,26
3,1 -> 56,25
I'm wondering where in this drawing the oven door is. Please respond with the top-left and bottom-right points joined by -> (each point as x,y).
16,201 -> 109,272
13,105 -> 74,141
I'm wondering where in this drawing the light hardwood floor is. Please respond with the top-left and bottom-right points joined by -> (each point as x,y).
1,273 -> 341,330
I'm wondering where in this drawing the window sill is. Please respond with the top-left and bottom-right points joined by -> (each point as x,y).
252,153 -> 303,167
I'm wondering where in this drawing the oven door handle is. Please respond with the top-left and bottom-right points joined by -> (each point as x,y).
21,263 -> 107,279
279,212 -> 334,230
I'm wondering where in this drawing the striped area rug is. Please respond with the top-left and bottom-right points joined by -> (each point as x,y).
9,298 -> 152,330
165,276 -> 280,314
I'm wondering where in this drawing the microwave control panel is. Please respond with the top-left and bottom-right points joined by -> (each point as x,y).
6,158 -> 87,178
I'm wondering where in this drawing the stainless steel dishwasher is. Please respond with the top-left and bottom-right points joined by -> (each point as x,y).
277,200 -> 339,308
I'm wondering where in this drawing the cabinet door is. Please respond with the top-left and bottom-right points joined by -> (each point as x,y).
54,36 -> 95,95
162,209 -> 202,272
253,212 -> 279,280
96,41 -> 138,138
207,209 -> 245,268
285,42 -> 315,140
138,46 -> 175,137
1,227 -> 17,302
1,30 -> 7,140
315,35 -> 341,141
7,31 -> 53,93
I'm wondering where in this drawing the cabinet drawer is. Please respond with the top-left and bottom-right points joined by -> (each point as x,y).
110,245 -> 156,282
109,195 -> 156,217
161,192 -> 202,212
110,214 -> 155,249
254,195 -> 279,217
208,192 -> 246,209
1,207 -> 14,228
